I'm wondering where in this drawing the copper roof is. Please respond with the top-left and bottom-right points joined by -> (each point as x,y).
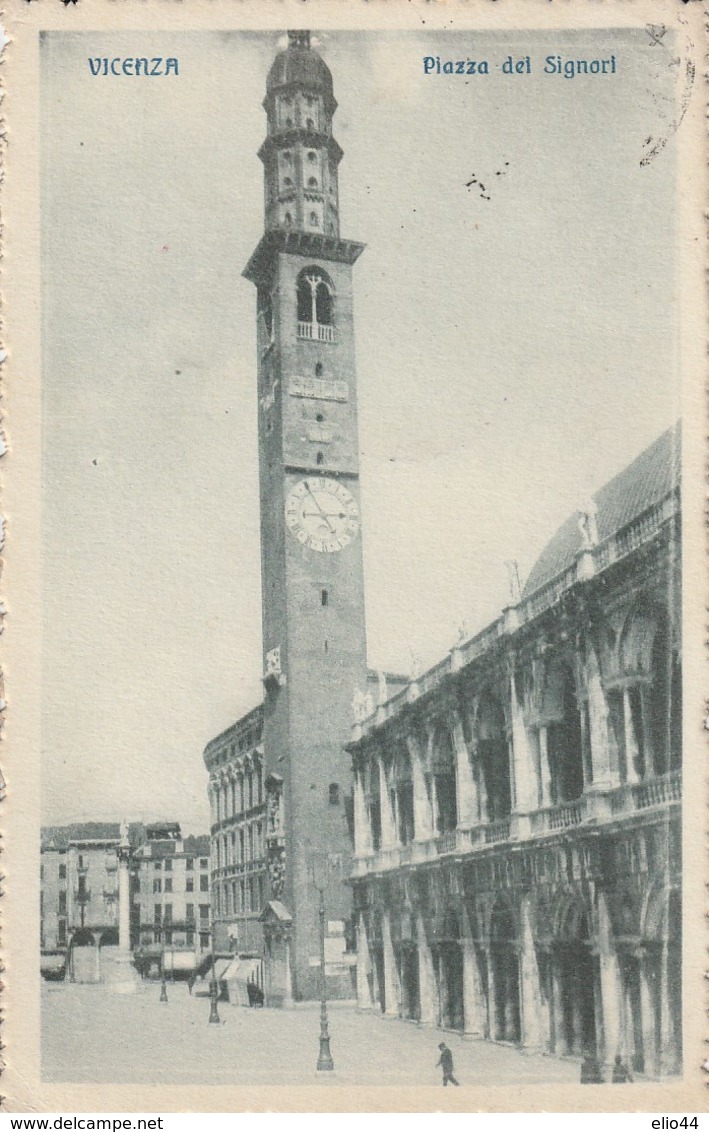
522,423 -> 681,598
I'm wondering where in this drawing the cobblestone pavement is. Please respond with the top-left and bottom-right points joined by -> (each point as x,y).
42,980 -> 581,1088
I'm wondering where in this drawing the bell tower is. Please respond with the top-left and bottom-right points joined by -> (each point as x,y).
244,30 -> 368,999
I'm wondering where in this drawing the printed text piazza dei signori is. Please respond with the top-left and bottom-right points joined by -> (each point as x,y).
202,30 -> 681,1079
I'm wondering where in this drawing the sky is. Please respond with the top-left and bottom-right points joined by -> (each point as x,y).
40,28 -> 680,834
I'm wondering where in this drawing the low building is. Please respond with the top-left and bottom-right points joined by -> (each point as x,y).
132,823 -> 212,959
349,426 -> 682,1079
40,821 -> 146,979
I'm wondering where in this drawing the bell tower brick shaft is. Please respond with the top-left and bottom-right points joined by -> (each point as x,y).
244,30 -> 368,1000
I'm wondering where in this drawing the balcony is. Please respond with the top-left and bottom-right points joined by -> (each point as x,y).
435,831 -> 457,855
297,321 -> 335,343
608,770 -> 681,816
352,771 -> 681,881
530,799 -> 585,834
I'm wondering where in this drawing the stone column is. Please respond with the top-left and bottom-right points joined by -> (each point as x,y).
451,710 -> 477,828
586,648 -> 616,789
639,686 -> 656,777
639,956 -> 658,1077
623,688 -> 640,784
408,736 -> 433,841
462,939 -> 485,1037
538,727 -> 552,807
381,910 -> 399,1018
118,848 -> 131,953
550,959 -> 566,1054
509,667 -> 535,829
416,912 -> 436,1026
519,896 -> 543,1051
356,914 -> 373,1011
378,758 -> 397,849
597,892 -> 622,1070
476,754 -> 489,823
485,947 -> 499,1039
353,767 -> 373,857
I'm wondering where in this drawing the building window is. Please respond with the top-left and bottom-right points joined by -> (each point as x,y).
199,904 -> 209,922
153,879 -> 162,894
284,212 -> 293,226
297,268 -> 334,329
309,211 -> 318,226
58,919 -> 67,946
186,904 -> 195,924
186,877 -> 194,893
154,904 -> 162,924
186,931 -> 195,947
59,864 -> 66,880
316,451 -> 324,465
200,874 -> 209,892
165,878 -> 173,894
154,861 -> 161,870
307,150 -> 317,162
164,904 -> 173,925
200,859 -> 209,869
315,363 -> 323,377
199,932 -> 210,950
164,930 -> 173,945
308,176 -> 318,188
186,858 -> 194,871
164,859 -> 172,871
59,890 -> 67,914
329,782 -> 340,806
240,880 -> 246,913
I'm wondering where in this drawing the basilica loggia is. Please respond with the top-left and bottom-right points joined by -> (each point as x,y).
349,425 -> 682,1079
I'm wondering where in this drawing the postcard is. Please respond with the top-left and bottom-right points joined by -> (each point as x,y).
2,0 -> 705,1113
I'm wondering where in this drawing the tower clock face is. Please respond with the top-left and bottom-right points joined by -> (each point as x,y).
285,478 -> 360,553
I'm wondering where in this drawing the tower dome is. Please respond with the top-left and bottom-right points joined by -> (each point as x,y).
266,31 -> 335,110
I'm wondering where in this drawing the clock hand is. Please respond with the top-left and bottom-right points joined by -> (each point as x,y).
302,482 -> 336,533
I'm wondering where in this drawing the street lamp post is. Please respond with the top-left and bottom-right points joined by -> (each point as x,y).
311,852 -> 334,1072
160,944 -> 168,1003
208,919 -> 220,1024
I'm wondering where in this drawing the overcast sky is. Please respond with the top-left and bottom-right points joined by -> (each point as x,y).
40,28 -> 679,833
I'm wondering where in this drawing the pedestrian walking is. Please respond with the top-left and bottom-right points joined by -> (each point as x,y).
436,1041 -> 460,1086
611,1054 -> 633,1083
580,1051 -> 603,1083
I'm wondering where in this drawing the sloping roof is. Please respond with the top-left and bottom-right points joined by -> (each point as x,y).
41,822 -> 146,851
523,423 -> 680,598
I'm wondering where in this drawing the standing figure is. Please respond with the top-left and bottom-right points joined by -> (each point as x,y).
436,1042 -> 460,1087
611,1054 -> 633,1083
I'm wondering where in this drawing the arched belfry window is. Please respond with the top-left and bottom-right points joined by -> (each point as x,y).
297,267 -> 335,342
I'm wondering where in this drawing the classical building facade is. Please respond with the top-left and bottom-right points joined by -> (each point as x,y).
40,821 -> 145,979
204,708 -> 268,955
349,426 -> 681,1079
132,823 -> 212,953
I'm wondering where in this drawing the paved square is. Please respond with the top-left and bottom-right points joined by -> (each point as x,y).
42,981 -> 580,1087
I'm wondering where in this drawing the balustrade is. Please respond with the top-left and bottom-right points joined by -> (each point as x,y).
297,321 -> 335,342
484,818 -> 511,844
435,830 -> 457,855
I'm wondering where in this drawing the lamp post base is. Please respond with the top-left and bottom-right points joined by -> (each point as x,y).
208,981 -> 221,1024
317,1007 -> 334,1071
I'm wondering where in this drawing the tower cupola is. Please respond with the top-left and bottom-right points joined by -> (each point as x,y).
259,30 -> 343,238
